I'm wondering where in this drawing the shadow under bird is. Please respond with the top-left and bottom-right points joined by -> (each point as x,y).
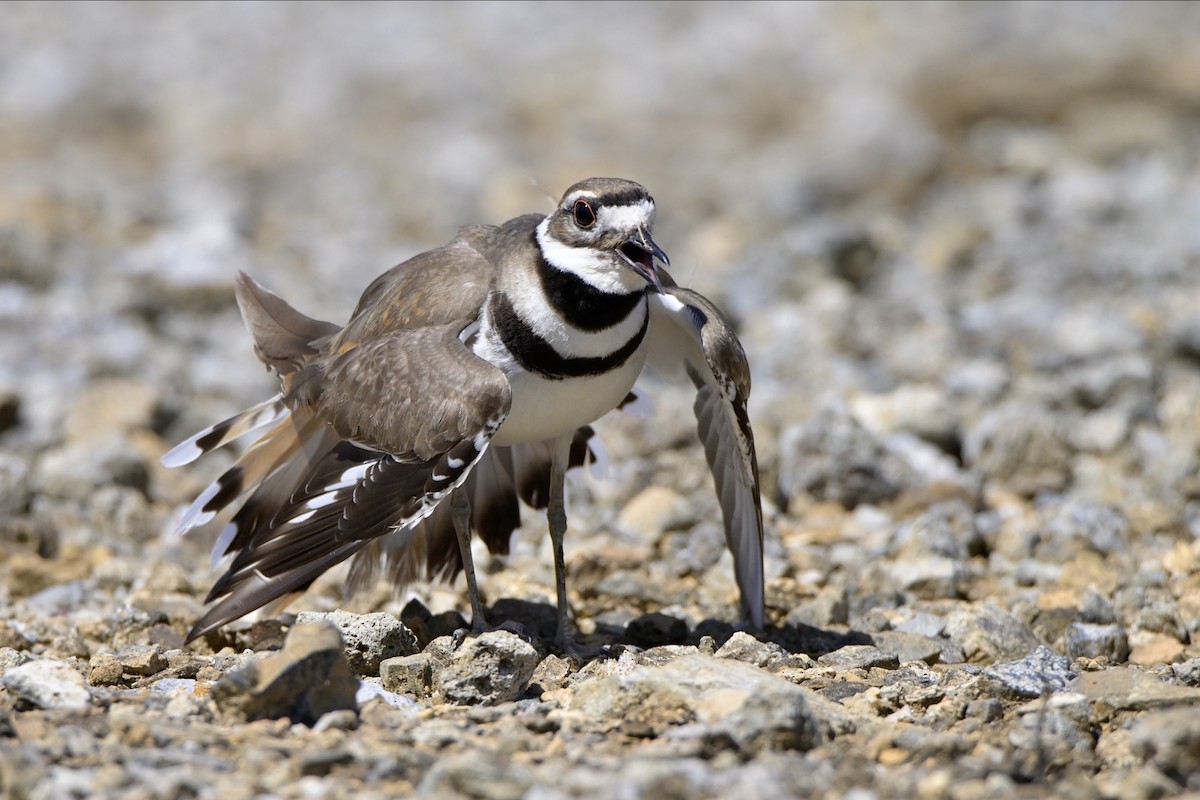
163,177 -> 763,654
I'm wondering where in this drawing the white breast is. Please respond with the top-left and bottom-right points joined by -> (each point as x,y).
488,345 -> 647,446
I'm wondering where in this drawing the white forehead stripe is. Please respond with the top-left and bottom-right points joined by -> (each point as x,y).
596,199 -> 655,231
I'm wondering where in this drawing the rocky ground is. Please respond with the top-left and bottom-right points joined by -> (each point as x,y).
4,3 -> 1200,798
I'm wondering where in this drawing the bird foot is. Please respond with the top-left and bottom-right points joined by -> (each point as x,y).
554,631 -> 614,663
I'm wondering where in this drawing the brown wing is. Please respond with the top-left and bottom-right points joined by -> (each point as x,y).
645,286 -> 765,628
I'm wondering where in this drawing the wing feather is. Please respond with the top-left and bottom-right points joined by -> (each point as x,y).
646,287 -> 765,628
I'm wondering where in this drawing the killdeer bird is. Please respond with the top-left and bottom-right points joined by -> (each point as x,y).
164,177 -> 763,653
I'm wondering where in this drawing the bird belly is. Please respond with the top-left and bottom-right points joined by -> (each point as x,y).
490,346 -> 646,446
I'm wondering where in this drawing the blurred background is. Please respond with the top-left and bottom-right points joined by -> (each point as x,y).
3,0 -> 1200,634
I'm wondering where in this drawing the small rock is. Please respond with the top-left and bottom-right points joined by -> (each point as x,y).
434,631 -> 541,706
1173,658 -> 1200,687
965,698 -> 1005,722
981,646 -> 1076,699
0,647 -> 32,675
118,644 -> 168,677
1129,632 -> 1185,666
295,610 -> 419,676
868,631 -> 944,665
2,659 -> 91,709
213,622 -> 359,726
0,452 -> 30,515
1075,667 -> 1200,713
299,749 -> 355,777
617,485 -> 692,538
380,652 -> 434,698
962,401 -> 1073,496
778,405 -> 920,509
887,556 -> 967,599
1064,623 -> 1129,662
818,645 -> 900,671
1130,707 -> 1200,782
714,631 -> 789,670
87,653 -> 125,687
786,587 -> 850,628
944,603 -> 1041,663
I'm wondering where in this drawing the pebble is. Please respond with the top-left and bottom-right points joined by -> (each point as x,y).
944,603 -> 1042,663
1064,622 -> 1129,662
778,404 -> 920,509
981,646 -> 1076,699
1129,707 -> 1200,782
817,645 -> 901,671
1074,667 -> 1200,713
2,659 -> 92,709
961,401 -> 1073,496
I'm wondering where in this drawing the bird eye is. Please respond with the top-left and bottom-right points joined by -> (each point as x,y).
572,200 -> 596,228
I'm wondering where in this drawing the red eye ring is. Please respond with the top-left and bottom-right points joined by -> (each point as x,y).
572,200 -> 596,228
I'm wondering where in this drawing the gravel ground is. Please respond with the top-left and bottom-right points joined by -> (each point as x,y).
4,2 -> 1200,798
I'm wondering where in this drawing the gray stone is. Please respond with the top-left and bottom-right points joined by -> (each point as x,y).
2,659 -> 91,709
569,654 -> 851,752
1173,657 -> 1200,687
892,500 -> 984,561
295,609 -> 420,676
818,645 -> 901,671
1130,707 -> 1200,784
982,646 -> 1076,699
213,622 -> 359,725
869,631 -> 945,665
1073,667 -> 1200,713
1064,622 -> 1129,662
380,652 -> 435,698
434,630 -> 541,706
0,452 -> 30,515
778,405 -> 920,509
962,401 -> 1073,496
1044,500 -> 1130,557
118,644 -> 169,676
786,586 -> 850,627
944,602 -> 1042,663
713,631 -> 789,670
887,556 -> 968,599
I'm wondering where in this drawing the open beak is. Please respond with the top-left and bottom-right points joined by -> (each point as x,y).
619,228 -> 669,292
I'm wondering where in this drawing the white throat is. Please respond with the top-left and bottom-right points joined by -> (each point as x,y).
535,217 -> 648,295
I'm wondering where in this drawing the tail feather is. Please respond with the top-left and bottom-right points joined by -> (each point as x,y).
234,271 -> 340,376
173,408 -> 303,535
160,396 -> 288,469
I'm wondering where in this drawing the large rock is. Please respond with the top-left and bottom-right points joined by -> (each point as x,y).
944,602 -> 1042,663
2,659 -> 91,709
433,631 -> 542,706
213,622 -> 359,726
294,610 -> 419,676
778,405 -> 920,509
568,654 -> 851,753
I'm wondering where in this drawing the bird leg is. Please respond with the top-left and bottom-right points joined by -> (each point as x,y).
451,486 -> 488,634
547,437 -> 606,660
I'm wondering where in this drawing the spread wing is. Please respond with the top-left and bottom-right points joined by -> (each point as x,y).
645,285 -> 765,628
